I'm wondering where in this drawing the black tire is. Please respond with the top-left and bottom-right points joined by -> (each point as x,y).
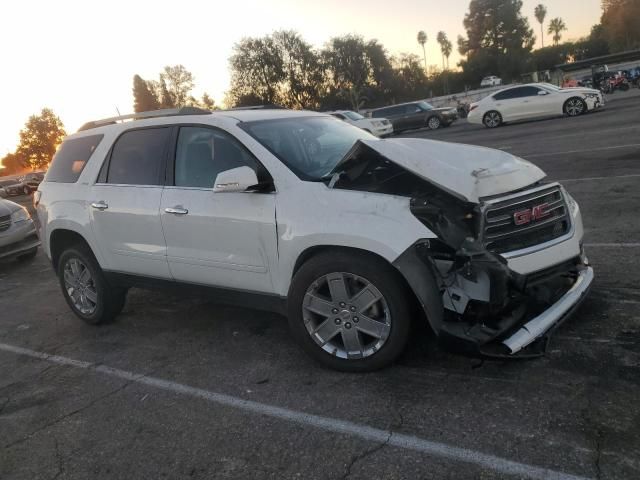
483,111 -> 502,128
17,247 -> 38,262
427,116 -> 441,130
287,251 -> 412,372
57,245 -> 127,325
564,97 -> 587,117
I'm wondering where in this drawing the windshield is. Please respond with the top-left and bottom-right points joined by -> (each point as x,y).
343,111 -> 365,121
241,116 -> 376,181
417,101 -> 434,111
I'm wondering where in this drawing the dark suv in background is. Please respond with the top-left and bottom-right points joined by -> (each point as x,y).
370,101 -> 457,133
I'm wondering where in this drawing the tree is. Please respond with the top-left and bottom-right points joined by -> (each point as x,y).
442,38 -> 453,70
548,18 -> 567,46
436,31 -> 448,70
322,35 -> 373,110
200,93 -> 216,110
458,0 -> 535,83
0,152 -> 27,175
417,31 -> 428,69
601,0 -> 640,51
272,30 -> 324,109
534,4 -> 548,47
132,74 -> 160,112
159,65 -> 195,107
15,109 -> 66,170
228,36 -> 285,106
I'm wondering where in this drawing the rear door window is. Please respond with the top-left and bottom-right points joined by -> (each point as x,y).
106,128 -> 170,185
46,135 -> 103,183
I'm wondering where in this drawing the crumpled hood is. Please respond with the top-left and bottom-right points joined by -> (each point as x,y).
354,138 -> 546,203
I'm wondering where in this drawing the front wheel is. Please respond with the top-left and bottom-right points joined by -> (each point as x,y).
287,252 -> 412,372
57,246 -> 127,325
483,111 -> 502,128
564,97 -> 587,117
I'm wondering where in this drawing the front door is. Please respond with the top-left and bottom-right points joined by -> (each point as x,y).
90,127 -> 172,279
160,125 -> 278,294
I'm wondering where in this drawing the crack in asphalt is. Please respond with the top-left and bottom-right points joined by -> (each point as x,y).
594,429 -> 604,480
341,430 -> 393,480
341,399 -> 405,480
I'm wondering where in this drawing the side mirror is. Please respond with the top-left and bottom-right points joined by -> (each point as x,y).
538,90 -> 548,96
213,166 -> 259,193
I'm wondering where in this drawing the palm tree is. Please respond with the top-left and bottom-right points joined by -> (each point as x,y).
548,17 -> 567,46
436,31 -> 448,71
534,4 -> 548,47
417,31 -> 428,70
443,39 -> 453,70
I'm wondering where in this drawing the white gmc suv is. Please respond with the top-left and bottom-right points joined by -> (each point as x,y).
36,107 -> 593,371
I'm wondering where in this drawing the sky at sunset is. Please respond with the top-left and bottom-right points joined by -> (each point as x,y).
0,0 -> 603,159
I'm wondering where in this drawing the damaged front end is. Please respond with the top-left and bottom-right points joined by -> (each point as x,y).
328,139 -> 593,358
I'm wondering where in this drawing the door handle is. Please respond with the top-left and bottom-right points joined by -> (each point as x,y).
165,207 -> 189,215
90,201 -> 108,210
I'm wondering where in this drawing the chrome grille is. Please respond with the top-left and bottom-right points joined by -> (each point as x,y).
483,186 -> 571,254
0,215 -> 10,232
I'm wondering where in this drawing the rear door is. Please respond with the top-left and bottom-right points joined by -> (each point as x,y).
90,127 -> 172,279
159,125 -> 278,293
493,87 -> 527,121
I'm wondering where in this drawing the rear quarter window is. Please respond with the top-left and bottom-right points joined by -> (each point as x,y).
46,135 -> 104,183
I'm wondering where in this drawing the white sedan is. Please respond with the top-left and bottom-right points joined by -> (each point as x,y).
468,83 -> 604,129
329,110 -> 394,137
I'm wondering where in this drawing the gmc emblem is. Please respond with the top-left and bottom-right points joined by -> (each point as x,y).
513,203 -> 551,226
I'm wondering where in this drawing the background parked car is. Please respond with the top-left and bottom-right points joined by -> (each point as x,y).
480,75 -> 502,87
468,83 -> 604,128
20,172 -> 45,190
329,110 -> 393,137
369,101 -> 457,133
0,198 -> 40,262
0,179 -> 31,196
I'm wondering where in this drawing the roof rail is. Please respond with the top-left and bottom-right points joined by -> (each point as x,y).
228,104 -> 286,111
77,107 -> 211,132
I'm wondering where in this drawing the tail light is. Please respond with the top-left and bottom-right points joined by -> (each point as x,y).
33,191 -> 41,208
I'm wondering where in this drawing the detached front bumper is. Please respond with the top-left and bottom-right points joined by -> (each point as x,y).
502,265 -> 593,353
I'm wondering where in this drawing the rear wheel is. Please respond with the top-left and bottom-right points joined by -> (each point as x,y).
288,251 -> 411,372
483,111 -> 502,128
57,246 -> 127,325
564,97 -> 587,117
427,116 -> 441,130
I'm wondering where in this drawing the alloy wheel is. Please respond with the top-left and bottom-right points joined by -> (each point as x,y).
484,112 -> 501,128
302,272 -> 391,360
63,258 -> 98,315
566,99 -> 585,116
428,117 -> 441,129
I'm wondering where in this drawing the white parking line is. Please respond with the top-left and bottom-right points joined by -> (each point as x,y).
585,243 -> 640,248
558,173 -> 640,183
0,342 -> 592,480
525,143 -> 640,158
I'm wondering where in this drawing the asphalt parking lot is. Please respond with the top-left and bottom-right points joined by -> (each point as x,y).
1,91 -> 639,480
